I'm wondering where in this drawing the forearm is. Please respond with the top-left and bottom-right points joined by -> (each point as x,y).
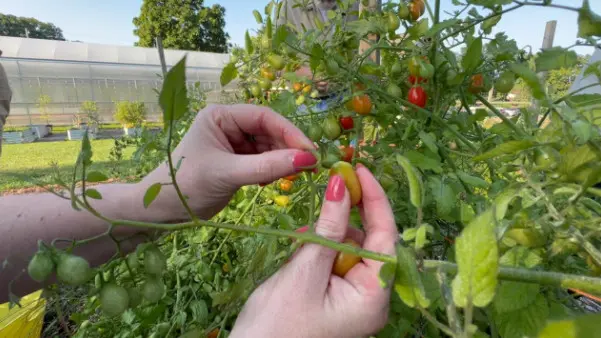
0,179 -> 185,302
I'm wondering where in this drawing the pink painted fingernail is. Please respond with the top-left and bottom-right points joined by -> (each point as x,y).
326,175 -> 345,202
293,151 -> 317,172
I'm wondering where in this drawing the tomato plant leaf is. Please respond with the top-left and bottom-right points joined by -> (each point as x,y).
418,131 -> 438,153
467,0 -> 512,9
538,313 -> 601,338
272,25 -> 289,49
535,47 -> 578,73
396,154 -> 424,208
159,56 -> 188,130
220,62 -> 238,87
415,225 -> 428,249
456,171 -> 488,188
494,294 -> 548,338
451,209 -> 498,308
510,63 -> 546,100
481,14 -> 502,34
428,176 -> 455,218
80,131 -> 93,167
405,150 -> 443,173
378,262 -> 396,288
310,43 -> 324,72
143,183 -> 162,208
425,19 -> 459,38
578,0 -> 601,38
500,246 -> 542,268
244,30 -> 254,55
253,10 -> 263,24
86,171 -> 108,183
394,245 -> 430,308
189,299 -> 209,325
84,188 -> 102,200
462,37 -> 483,72
494,281 -> 539,313
473,140 -> 536,161
276,213 -> 295,230
403,227 -> 417,241
269,91 -> 296,116
559,144 -> 598,182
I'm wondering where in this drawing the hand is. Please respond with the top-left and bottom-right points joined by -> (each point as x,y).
230,165 -> 398,338
140,104 -> 317,220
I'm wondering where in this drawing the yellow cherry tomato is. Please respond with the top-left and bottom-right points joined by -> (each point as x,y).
333,239 -> 362,277
274,195 -> 290,207
329,161 -> 362,206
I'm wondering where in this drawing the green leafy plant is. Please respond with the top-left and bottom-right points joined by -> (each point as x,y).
13,1 -> 601,338
113,101 -> 147,128
80,101 -> 100,126
37,94 -> 52,125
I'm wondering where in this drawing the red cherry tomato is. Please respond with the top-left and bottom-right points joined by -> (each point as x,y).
468,74 -> 485,93
296,225 -> 309,233
408,86 -> 427,108
408,74 -> 427,84
284,174 -> 299,181
340,146 -> 354,163
339,116 -> 354,130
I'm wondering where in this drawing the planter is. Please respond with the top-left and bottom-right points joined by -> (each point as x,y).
31,124 -> 50,139
67,128 -> 96,141
123,126 -> 142,137
2,128 -> 37,144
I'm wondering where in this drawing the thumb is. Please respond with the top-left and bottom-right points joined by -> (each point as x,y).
227,150 -> 317,187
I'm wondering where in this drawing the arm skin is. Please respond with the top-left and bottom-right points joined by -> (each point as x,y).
0,169 -> 188,303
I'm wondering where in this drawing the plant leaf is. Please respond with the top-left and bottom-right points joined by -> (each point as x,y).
310,43 -> 324,72
253,10 -> 263,24
462,37 -> 483,72
510,63 -> 546,100
86,171 -> 108,183
378,262 -> 396,288
473,140 -> 536,161
535,47 -> 578,73
405,150 -> 443,173
220,62 -> 238,87
425,19 -> 460,38
159,56 -> 188,130
578,0 -> 601,38
85,188 -> 102,200
419,131 -> 438,153
494,294 -> 548,338
428,176 -> 455,218
415,225 -> 428,249
394,245 -> 430,308
494,281 -> 539,313
500,246 -> 542,268
144,183 -> 162,208
81,131 -> 93,166
538,313 -> 601,338
457,171 -> 488,188
451,209 -> 498,308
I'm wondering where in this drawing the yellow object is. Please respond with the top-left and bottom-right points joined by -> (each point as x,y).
0,290 -> 46,338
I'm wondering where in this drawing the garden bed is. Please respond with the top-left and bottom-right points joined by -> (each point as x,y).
2,129 -> 37,144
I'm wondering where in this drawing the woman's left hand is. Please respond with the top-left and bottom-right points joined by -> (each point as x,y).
139,104 -> 317,220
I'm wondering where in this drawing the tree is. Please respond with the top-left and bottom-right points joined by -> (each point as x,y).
547,54 -> 590,99
133,0 -> 230,53
0,13 -> 65,40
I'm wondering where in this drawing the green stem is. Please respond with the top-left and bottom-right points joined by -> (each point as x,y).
308,172 -> 317,230
166,119 -> 197,221
440,3 -> 524,42
475,94 -> 524,136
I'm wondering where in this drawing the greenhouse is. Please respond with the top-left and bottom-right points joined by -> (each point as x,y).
0,36 -> 231,126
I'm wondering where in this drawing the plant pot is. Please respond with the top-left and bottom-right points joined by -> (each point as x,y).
67,128 -> 96,141
123,126 -> 142,137
31,125 -> 50,139
2,128 -> 37,144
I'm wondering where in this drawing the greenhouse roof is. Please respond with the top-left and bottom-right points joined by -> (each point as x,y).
0,36 -> 230,69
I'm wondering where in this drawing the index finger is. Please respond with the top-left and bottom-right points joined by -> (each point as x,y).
356,165 -> 398,270
217,104 -> 314,151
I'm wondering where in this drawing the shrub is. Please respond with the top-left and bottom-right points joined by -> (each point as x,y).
114,101 -> 147,128
80,101 -> 100,125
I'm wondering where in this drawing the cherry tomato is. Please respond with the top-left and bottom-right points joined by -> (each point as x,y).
284,174 -> 299,181
207,328 -> 220,338
419,63 -> 435,79
100,283 -> 130,317
390,62 -> 403,76
408,74 -> 427,84
144,246 -> 166,276
398,3 -> 410,20
28,252 -> 54,283
127,287 -> 142,308
261,35 -> 271,49
379,174 -> 396,191
260,67 -> 276,81
302,84 -> 312,94
293,82 -> 303,92
259,78 -> 272,91
322,117 -> 342,140
307,124 -> 323,142
387,83 -> 403,98
142,277 -> 165,302
340,146 -> 354,163
494,72 -> 515,94
352,95 -> 372,115
339,116 -> 354,130
57,254 -> 91,286
332,239 -> 362,277
387,12 -> 400,32
274,195 -> 290,207
468,74 -> 485,93
267,54 -> 285,71
321,152 -> 340,169
409,0 -> 425,21
296,225 -> 309,233
279,179 -> 293,192
408,56 -> 421,76
329,161 -> 362,206
250,84 -> 262,98
408,86 -> 427,108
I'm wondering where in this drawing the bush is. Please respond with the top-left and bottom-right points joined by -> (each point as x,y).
113,101 -> 146,128
80,101 -> 100,125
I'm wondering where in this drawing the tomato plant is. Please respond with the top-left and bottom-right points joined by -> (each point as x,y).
332,239 -> 362,277
26,1 -> 601,337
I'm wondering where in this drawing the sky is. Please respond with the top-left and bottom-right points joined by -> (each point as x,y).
0,0 -> 599,56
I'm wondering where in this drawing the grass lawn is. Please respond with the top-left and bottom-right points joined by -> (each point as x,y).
0,139 -> 136,192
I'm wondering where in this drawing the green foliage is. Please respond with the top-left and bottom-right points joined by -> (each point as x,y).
132,0 -> 231,53
80,101 -> 100,125
114,101 -> 147,127
0,13 -> 64,40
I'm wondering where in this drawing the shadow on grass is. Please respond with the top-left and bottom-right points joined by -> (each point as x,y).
0,160 -> 140,192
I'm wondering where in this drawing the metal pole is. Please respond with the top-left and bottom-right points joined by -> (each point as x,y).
156,37 -> 168,77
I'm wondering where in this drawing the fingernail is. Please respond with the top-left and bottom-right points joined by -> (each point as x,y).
293,151 -> 317,172
326,175 -> 345,202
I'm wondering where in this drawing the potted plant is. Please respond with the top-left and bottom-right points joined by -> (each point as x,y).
67,114 -> 96,141
2,125 -> 36,144
33,94 -> 52,138
81,101 -> 100,133
114,101 -> 146,137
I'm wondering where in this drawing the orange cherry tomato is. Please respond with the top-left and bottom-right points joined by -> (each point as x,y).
284,174 -> 299,181
333,238 -> 362,277
207,328 -> 220,338
468,74 -> 485,93
409,0 -> 425,21
329,161 -> 362,206
354,82 -> 366,91
293,82 -> 303,92
279,179 -> 293,192
261,67 -> 276,81
352,95 -> 372,115
340,146 -> 354,163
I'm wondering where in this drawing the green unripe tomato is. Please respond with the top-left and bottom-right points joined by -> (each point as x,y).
325,59 -> 340,75
126,253 -> 139,270
127,287 -> 142,308
267,54 -> 285,70
261,35 -> 271,49
100,283 -> 130,317
144,246 -> 166,276
250,84 -> 262,98
390,62 -> 403,76
28,252 -> 55,283
494,72 -> 516,94
142,277 -> 165,303
398,3 -> 410,19
322,117 -> 342,140
387,83 -> 403,98
387,12 -> 401,32
322,152 -> 341,169
259,78 -> 272,91
308,124 -> 323,142
419,63 -> 435,79
57,254 -> 91,286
